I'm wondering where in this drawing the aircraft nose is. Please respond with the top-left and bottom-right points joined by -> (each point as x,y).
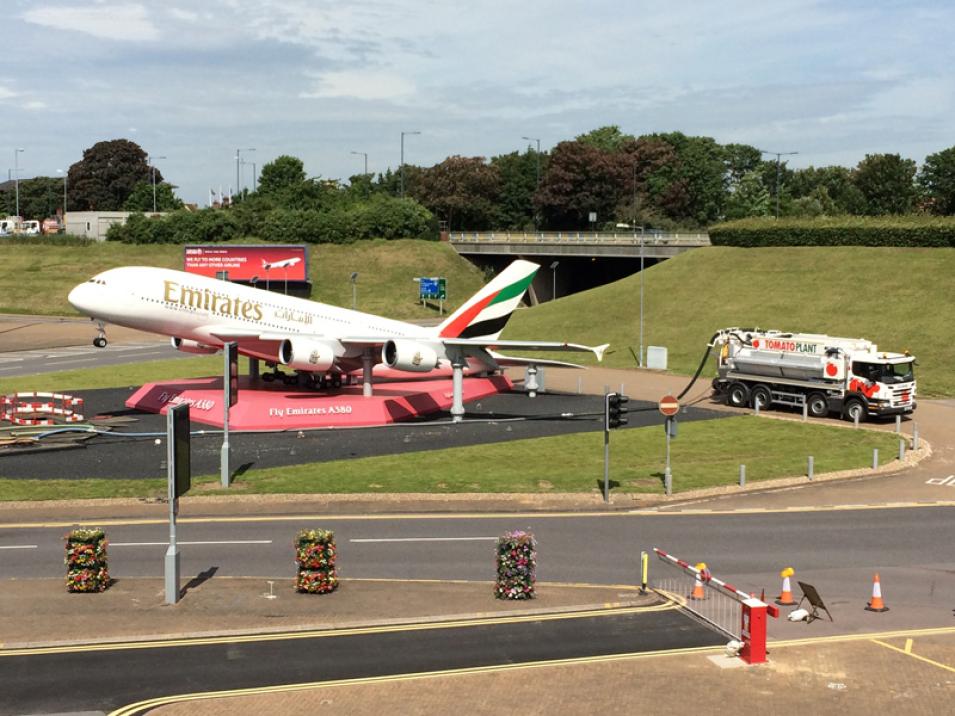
68,282 -> 94,315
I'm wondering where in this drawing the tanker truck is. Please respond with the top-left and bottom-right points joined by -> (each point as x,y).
711,328 -> 916,422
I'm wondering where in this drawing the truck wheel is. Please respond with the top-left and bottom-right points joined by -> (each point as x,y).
750,385 -> 772,411
807,392 -> 829,418
844,399 -> 866,423
727,382 -> 749,408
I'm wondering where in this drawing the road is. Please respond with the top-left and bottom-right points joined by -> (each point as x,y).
2,507 -> 953,635
0,608 -> 719,716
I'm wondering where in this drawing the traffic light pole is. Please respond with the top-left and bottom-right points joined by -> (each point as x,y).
603,425 -> 610,503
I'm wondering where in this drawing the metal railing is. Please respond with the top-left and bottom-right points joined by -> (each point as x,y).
654,574 -> 741,640
449,231 -> 710,246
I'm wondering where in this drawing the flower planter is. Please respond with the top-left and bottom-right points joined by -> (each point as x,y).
495,530 -> 536,600
295,529 -> 339,594
65,528 -> 110,593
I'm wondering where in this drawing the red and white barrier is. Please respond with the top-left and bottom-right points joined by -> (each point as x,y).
654,548 -> 779,664
1,392 -> 85,426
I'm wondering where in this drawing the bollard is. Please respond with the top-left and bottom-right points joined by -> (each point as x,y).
895,415 -> 901,434
754,400 -> 760,416
898,439 -> 906,461
577,376 -> 582,395
872,448 -> 879,470
854,412 -> 860,429
620,383 -> 625,396
640,551 -> 648,595
664,469 -> 672,496
802,401 -> 808,422
807,455 -> 814,480
739,464 -> 746,487
913,422 -> 919,450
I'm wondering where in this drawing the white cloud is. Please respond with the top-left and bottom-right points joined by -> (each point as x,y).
168,8 -> 198,23
301,70 -> 415,101
24,100 -> 48,110
0,85 -> 18,100
22,3 -> 160,42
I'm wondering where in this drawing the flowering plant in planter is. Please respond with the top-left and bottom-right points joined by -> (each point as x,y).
495,530 -> 536,600
65,528 -> 110,593
294,528 -> 339,594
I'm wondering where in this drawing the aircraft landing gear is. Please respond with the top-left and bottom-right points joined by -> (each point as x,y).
92,321 -> 108,348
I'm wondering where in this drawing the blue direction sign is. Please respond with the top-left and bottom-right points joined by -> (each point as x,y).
419,277 -> 446,300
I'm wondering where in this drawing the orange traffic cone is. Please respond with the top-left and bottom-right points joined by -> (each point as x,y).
776,567 -> 797,606
865,573 -> 889,612
690,562 -> 707,600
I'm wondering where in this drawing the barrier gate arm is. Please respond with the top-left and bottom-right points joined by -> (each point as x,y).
653,548 -> 779,664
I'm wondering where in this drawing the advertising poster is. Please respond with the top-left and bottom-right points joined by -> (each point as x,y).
184,245 -> 308,282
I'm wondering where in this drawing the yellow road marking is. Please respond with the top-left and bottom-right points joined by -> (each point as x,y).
3,499 -> 955,530
107,641 -> 725,716
904,637 -> 913,653
0,601 -> 677,658
872,638 -> 955,674
772,625 -> 955,649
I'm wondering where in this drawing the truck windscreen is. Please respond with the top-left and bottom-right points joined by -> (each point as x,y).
852,361 -> 914,384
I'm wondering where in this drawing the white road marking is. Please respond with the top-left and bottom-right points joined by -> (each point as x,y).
925,475 -> 955,486
350,537 -> 499,543
110,540 -> 273,547
44,358 -> 99,366
0,544 -> 38,550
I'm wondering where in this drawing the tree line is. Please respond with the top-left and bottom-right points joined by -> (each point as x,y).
6,132 -> 955,233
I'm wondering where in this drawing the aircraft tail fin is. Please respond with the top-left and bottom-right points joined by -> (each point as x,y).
435,260 -> 539,340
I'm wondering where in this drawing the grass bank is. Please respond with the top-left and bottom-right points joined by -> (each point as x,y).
0,416 -> 898,501
0,239 -> 483,320
505,246 -> 955,396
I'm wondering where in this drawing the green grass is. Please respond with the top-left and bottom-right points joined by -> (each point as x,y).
0,416 -> 898,501
506,246 -> 955,397
0,239 -> 484,320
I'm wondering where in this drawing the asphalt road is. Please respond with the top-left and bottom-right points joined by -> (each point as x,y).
0,341 -> 189,378
3,507 -> 953,633
0,608 -> 720,716
0,388 -> 725,479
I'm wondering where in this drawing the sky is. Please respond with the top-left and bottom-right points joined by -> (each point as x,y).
1,0 -> 953,205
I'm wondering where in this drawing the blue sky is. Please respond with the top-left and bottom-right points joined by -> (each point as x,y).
2,0 -> 953,204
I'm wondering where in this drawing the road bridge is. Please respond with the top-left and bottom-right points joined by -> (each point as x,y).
448,231 -> 710,302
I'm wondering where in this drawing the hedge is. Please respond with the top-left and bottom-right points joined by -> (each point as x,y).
709,216 -> 955,247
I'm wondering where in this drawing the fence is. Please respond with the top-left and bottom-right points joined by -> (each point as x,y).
449,231 -> 710,246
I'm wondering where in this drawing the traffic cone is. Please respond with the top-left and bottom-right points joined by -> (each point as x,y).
689,561 -> 707,600
776,567 -> 797,606
865,573 -> 889,612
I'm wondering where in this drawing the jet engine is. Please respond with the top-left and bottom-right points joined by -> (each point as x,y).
382,339 -> 440,373
279,338 -> 336,372
171,337 -> 218,355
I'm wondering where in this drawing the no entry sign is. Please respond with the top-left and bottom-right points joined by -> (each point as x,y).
659,394 -> 680,417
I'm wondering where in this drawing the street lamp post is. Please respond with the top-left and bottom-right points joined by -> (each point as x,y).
550,260 -> 559,301
522,136 -> 541,186
758,148 -> 798,218
57,169 -> 67,217
351,151 -> 369,175
148,154 -> 166,213
14,148 -> 24,219
617,221 -> 645,367
400,131 -> 420,196
235,147 -> 255,198
350,272 -> 359,310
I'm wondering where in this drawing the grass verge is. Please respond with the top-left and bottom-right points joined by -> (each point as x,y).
0,356 -> 221,394
0,416 -> 899,501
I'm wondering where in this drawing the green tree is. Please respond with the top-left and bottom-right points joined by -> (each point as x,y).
258,155 -> 307,195
410,156 -> 501,230
918,146 -> 955,214
67,139 -> 155,211
646,132 -> 727,225
0,176 -> 66,221
788,166 -> 867,215
723,144 -> 764,189
491,150 -> 543,229
724,170 -> 771,219
576,125 -> 635,153
123,182 -> 184,212
852,153 -> 917,215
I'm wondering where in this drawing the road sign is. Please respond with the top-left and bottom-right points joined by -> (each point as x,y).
659,394 -> 680,416
419,277 -> 446,300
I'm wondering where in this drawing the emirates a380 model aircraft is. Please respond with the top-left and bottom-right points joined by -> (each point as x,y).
67,259 -> 607,388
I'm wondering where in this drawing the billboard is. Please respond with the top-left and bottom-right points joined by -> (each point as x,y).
184,245 -> 308,282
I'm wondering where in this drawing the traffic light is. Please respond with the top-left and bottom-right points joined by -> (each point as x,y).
605,392 -> 630,430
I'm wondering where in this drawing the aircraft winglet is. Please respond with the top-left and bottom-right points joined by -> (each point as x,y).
594,343 -> 610,362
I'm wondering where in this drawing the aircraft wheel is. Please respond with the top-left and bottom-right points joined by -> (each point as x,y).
93,337 -> 107,348
331,374 -> 342,389
262,372 -> 275,383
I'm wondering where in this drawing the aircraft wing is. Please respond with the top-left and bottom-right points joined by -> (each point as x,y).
443,338 -> 609,362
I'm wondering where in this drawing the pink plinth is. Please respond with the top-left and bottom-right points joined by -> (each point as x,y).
125,374 -> 512,430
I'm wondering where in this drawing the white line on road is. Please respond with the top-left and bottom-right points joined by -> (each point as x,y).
110,540 -> 273,547
43,358 -> 99,366
0,544 -> 38,550
349,537 -> 499,543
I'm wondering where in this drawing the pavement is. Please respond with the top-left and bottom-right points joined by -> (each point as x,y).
2,321 -> 955,714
